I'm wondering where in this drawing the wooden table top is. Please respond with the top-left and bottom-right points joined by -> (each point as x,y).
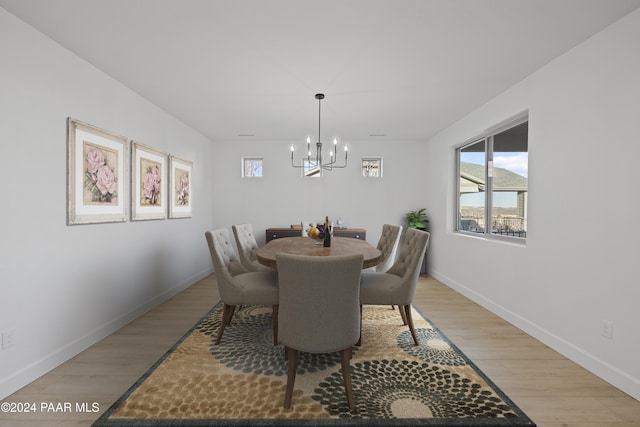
256,236 -> 382,269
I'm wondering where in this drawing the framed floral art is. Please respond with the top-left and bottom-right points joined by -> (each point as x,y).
67,118 -> 128,225
131,142 -> 167,221
169,155 -> 192,219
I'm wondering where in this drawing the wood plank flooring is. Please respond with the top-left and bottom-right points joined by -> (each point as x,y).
2,275 -> 639,426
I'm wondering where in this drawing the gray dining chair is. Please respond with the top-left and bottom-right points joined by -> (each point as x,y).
277,253 -> 364,410
232,223 -> 272,272
205,228 -> 279,345
360,228 -> 430,346
373,224 -> 403,273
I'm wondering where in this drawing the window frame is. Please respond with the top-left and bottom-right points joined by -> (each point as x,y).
302,159 -> 322,177
455,112 -> 528,243
361,157 -> 383,178
242,157 -> 263,178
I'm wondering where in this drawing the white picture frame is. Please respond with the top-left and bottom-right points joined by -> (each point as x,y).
169,155 -> 193,218
131,141 -> 167,221
67,118 -> 128,225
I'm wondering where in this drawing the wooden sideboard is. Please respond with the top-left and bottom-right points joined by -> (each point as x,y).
265,227 -> 366,242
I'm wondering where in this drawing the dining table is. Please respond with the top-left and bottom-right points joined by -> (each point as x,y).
256,236 -> 382,269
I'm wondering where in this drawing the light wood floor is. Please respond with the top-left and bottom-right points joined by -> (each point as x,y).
2,275 -> 639,426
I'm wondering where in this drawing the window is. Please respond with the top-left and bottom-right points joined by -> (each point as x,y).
242,157 -> 263,178
302,159 -> 321,177
362,157 -> 383,177
456,115 -> 528,241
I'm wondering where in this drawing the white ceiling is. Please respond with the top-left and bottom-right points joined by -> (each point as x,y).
2,0 -> 639,143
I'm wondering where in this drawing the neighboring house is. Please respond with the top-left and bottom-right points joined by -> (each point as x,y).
459,162 -> 528,233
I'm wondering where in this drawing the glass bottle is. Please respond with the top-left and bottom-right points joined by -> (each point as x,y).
323,216 -> 331,247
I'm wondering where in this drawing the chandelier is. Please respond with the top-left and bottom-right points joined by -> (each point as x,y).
290,93 -> 348,176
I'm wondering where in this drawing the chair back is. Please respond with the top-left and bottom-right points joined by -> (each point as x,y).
375,224 -> 403,272
277,253 -> 363,353
386,228 -> 430,302
205,228 -> 247,303
232,223 -> 265,271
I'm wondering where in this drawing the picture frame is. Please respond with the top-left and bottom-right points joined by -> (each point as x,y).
67,118 -> 128,225
169,155 -> 193,218
362,157 -> 383,178
131,141 -> 167,221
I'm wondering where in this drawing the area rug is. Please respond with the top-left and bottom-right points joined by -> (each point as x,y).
94,303 -> 535,426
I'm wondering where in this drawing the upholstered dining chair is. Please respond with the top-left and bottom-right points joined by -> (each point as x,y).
277,253 -> 364,410
205,228 -> 279,345
232,223 -> 272,272
373,224 -> 403,273
360,228 -> 430,346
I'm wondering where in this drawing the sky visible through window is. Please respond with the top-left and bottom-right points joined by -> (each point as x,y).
461,151 -> 528,207
243,158 -> 263,177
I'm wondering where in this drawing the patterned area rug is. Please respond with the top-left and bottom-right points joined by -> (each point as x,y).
94,303 -> 535,426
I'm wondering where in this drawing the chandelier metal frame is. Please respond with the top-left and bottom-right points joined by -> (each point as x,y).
290,93 -> 348,176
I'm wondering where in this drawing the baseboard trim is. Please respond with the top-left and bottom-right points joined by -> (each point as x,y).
0,267 -> 213,400
429,270 -> 640,401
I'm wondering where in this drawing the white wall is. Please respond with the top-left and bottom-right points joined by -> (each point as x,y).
424,9 -> 640,399
0,7 -> 430,399
5,1 -> 637,404
209,138 -> 428,248
0,9 -> 215,399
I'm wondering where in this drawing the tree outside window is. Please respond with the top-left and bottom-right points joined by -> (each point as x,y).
242,157 -> 263,178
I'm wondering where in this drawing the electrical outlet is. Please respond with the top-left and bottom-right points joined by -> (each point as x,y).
2,329 -> 16,349
601,320 -> 613,339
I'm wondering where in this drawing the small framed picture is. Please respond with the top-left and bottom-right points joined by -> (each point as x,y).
169,155 -> 192,218
67,118 -> 128,225
362,157 -> 383,178
242,157 -> 263,178
131,142 -> 167,221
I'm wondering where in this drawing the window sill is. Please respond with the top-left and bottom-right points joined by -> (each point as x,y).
453,230 -> 527,247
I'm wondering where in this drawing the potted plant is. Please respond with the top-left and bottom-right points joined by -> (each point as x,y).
406,208 -> 429,230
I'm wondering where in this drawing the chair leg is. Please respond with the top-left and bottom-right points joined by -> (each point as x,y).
403,305 -> 419,345
357,305 -> 363,346
399,305 -> 408,325
284,347 -> 299,409
215,304 -> 235,345
227,305 -> 236,325
340,347 -> 355,411
272,304 -> 279,345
